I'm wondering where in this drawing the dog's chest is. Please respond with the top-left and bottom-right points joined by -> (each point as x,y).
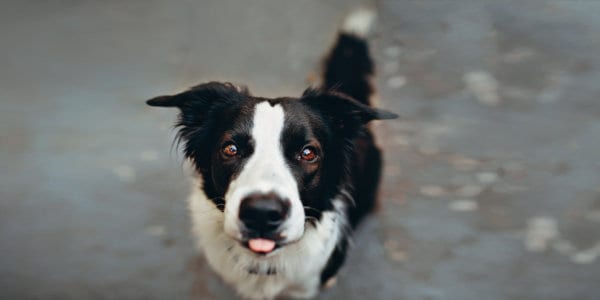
203,244 -> 325,299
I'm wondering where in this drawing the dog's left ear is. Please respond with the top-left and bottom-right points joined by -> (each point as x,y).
301,89 -> 397,132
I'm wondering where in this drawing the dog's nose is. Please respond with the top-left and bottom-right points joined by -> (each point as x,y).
239,193 -> 290,234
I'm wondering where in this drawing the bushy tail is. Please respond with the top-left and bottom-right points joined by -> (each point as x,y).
322,9 -> 377,106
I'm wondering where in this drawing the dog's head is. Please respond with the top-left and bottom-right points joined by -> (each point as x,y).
147,82 -> 396,254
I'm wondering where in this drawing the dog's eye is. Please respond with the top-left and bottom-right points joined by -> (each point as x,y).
299,146 -> 318,163
222,143 -> 238,157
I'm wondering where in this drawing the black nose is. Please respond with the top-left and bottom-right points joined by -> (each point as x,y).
239,193 -> 290,234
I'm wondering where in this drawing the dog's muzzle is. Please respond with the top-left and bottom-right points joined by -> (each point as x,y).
238,192 -> 290,254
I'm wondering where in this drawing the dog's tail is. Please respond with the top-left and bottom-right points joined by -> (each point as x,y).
322,9 -> 377,106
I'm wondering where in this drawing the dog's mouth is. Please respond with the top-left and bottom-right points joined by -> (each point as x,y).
245,238 -> 278,254
238,235 -> 299,255
237,230 -> 297,255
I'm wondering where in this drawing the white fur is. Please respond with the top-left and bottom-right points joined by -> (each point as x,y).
187,101 -> 347,299
342,8 -> 376,37
223,102 -> 304,243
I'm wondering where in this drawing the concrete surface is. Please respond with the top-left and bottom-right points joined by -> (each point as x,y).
1,0 -> 599,299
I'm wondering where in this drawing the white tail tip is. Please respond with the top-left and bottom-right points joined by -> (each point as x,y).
342,8 -> 377,37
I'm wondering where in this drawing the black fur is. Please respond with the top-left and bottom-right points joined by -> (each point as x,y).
147,82 -> 257,209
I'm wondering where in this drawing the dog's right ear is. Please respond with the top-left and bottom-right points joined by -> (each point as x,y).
146,81 -> 248,111
147,81 -> 248,133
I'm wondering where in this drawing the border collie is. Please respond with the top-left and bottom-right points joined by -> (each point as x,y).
146,9 -> 396,300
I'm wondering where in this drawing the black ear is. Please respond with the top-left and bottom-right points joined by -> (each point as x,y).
301,88 -> 397,131
146,81 -> 247,109
146,81 -> 248,134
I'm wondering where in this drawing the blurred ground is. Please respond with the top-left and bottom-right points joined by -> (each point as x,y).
1,0 -> 599,299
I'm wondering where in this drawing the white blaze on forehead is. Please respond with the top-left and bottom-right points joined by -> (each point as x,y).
252,102 -> 285,157
224,101 -> 305,242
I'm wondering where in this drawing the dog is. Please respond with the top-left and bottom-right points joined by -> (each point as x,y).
146,9 -> 397,300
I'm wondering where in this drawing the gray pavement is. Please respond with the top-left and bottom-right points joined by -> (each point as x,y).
1,1 -> 599,299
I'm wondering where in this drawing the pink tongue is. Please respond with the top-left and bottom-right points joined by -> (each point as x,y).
248,238 -> 276,253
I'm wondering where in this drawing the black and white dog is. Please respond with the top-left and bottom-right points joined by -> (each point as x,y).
147,9 -> 396,300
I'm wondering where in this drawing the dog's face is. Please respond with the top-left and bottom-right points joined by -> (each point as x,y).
147,82 -> 395,254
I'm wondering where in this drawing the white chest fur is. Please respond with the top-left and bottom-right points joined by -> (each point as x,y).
188,180 -> 346,300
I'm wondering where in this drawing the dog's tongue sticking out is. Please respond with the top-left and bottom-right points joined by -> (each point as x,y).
248,238 -> 276,253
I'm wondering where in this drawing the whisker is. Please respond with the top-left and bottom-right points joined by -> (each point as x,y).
304,216 -> 319,224
210,197 -> 226,211
303,206 -> 321,213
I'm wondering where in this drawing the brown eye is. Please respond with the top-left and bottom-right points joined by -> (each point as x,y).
300,146 -> 318,163
222,143 -> 238,157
